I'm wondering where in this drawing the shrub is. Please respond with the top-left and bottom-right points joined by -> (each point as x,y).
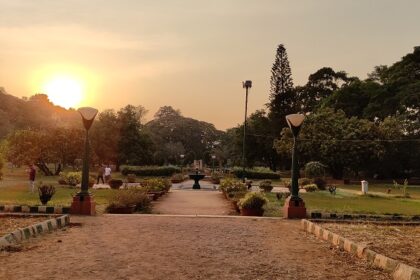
121,165 -> 181,177
106,189 -> 151,213
304,161 -> 326,178
211,173 -> 221,184
220,178 -> 247,196
303,184 -> 318,192
171,173 -> 185,183
37,183 -> 56,205
282,180 -> 291,190
141,178 -> 171,192
59,172 -> 82,186
126,174 -> 137,183
258,180 -> 273,192
313,177 -> 327,190
232,167 -> 280,179
109,179 -> 123,189
298,178 -> 312,187
238,192 -> 268,209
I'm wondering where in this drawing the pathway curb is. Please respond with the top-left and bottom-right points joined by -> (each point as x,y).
0,215 -> 70,249
301,219 -> 420,280
0,204 -> 71,214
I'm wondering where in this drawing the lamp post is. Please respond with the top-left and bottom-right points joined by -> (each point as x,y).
211,155 -> 216,174
70,107 -> 98,215
242,80 -> 252,182
180,154 -> 185,174
283,113 -> 306,219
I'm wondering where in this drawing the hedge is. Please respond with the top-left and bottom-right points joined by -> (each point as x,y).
121,166 -> 181,177
232,167 -> 280,180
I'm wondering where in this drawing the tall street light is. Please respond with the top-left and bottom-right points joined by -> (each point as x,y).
283,113 -> 306,219
70,107 -> 98,215
242,80 -> 252,182
211,155 -> 216,174
180,154 -> 185,174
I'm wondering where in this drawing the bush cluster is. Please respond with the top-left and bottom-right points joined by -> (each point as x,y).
258,180 -> 273,192
59,172 -> 82,186
121,166 -> 181,176
238,192 -> 268,209
140,178 -> 171,192
170,173 -> 185,183
232,167 -> 280,179
303,184 -> 318,192
106,188 -> 151,213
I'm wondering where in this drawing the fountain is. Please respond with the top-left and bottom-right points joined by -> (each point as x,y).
189,168 -> 205,189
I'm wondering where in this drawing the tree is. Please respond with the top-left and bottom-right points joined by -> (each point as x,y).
267,44 -> 296,131
117,105 -> 154,166
296,67 -> 350,112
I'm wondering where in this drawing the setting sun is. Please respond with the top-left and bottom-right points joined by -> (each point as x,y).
42,76 -> 84,109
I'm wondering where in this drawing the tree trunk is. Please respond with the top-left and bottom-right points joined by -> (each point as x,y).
36,160 -> 53,176
54,163 -> 62,176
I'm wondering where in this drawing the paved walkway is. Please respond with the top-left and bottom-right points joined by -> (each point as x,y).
0,216 -> 389,280
153,180 -> 232,215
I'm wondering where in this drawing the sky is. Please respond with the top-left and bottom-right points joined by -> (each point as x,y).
0,0 -> 419,130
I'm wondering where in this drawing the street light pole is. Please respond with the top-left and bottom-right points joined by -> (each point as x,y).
211,155 -> 216,174
283,113 -> 306,219
242,80 -> 252,182
70,107 -> 98,215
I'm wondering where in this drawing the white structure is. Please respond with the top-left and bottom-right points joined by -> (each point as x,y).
361,180 -> 368,194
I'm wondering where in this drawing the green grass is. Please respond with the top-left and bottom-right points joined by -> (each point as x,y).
0,184 -> 117,206
263,188 -> 420,217
338,184 -> 420,199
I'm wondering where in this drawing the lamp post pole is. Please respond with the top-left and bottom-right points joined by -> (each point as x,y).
180,154 -> 185,174
71,107 -> 98,215
211,155 -> 216,174
283,113 -> 306,219
242,80 -> 252,183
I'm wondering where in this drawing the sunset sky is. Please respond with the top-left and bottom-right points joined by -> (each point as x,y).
0,0 -> 419,130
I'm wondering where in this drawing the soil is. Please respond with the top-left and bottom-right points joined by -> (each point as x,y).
321,223 -> 420,268
0,216 -> 389,280
0,215 -> 52,236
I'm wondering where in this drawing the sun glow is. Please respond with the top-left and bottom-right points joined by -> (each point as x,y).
42,76 -> 84,109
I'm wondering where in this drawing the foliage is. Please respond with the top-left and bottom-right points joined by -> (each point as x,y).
59,172 -> 82,186
298,178 -> 312,187
313,178 -> 327,190
170,173 -> 185,183
393,179 -> 410,198
304,161 -> 326,179
106,189 -> 151,212
219,178 -> 247,198
121,165 -> 181,177
238,192 -> 268,210
258,180 -> 273,192
108,179 -> 123,189
37,183 -> 56,205
210,173 -> 221,184
140,178 -> 171,192
232,167 -> 280,179
303,184 -> 318,192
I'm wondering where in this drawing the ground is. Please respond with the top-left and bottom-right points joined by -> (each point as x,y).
321,222 -> 420,268
0,216 -> 389,280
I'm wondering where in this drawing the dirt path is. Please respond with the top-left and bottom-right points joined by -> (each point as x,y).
153,189 -> 232,215
0,216 -> 389,280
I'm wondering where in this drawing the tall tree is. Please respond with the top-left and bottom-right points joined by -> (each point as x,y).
268,44 -> 296,131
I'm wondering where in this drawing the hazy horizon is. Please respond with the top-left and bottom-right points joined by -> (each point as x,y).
1,0 -> 419,130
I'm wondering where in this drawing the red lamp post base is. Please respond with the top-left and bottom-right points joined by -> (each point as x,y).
70,194 -> 96,215
283,196 -> 307,219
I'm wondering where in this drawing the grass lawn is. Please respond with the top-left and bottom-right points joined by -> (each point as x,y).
0,184 -> 117,207
263,188 -> 420,217
339,184 -> 420,199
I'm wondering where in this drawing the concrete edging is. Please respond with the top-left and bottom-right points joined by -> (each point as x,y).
0,214 -> 70,249
301,219 -> 420,280
0,205 -> 70,214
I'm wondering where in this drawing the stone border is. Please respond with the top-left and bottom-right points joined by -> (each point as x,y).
301,219 -> 420,280
0,214 -> 70,249
0,205 -> 70,214
308,211 -> 420,221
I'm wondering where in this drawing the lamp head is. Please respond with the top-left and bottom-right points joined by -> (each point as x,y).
285,114 -> 305,137
212,155 -> 216,159
78,107 -> 98,130
180,154 -> 185,159
242,80 -> 252,89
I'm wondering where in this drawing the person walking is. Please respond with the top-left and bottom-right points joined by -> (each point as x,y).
104,164 -> 112,183
28,164 -> 36,193
96,164 -> 105,184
